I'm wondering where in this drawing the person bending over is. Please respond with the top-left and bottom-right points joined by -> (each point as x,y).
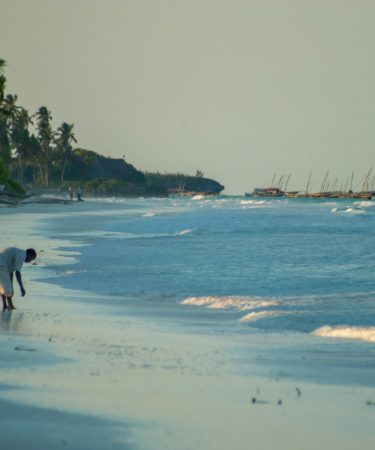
0,247 -> 37,310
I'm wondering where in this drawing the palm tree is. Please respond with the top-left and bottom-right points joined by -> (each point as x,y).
0,60 -> 9,166
0,105 -> 10,167
26,134 -> 43,183
54,122 -> 77,182
0,92 -> 19,168
36,106 -> 54,186
10,107 -> 34,184
0,74 -> 6,103
0,59 -> 6,75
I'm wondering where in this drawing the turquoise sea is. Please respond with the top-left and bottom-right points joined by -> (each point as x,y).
39,195 -> 375,386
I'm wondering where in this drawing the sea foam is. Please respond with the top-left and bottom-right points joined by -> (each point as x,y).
331,207 -> 366,215
181,296 -> 278,311
177,229 -> 193,236
313,326 -> 375,343
239,310 -> 279,322
239,199 -> 268,208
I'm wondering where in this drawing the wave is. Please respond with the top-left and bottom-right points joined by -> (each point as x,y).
353,200 -> 374,208
313,325 -> 375,343
143,212 -> 157,217
191,195 -> 206,201
176,229 -> 193,236
239,199 -> 269,208
331,207 -> 367,215
85,197 -> 131,204
181,295 -> 278,311
60,269 -> 87,276
239,310 -> 280,322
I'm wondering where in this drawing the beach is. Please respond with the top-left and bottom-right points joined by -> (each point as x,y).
1,197 -> 375,450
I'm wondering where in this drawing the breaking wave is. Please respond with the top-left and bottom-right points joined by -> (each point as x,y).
331,207 -> 367,215
176,229 -> 193,236
239,199 -> 269,208
313,326 -> 375,343
181,295 -> 278,311
239,310 -> 280,322
181,296 -> 281,322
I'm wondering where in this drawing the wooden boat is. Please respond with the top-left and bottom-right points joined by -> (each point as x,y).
246,187 -> 285,197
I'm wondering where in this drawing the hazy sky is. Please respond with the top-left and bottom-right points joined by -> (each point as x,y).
1,0 -> 375,194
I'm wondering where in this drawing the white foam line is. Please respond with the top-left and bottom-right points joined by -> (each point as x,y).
181,296 -> 279,311
239,311 -> 278,322
313,326 -> 375,343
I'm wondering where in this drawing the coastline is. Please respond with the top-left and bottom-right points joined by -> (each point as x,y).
1,202 -> 375,450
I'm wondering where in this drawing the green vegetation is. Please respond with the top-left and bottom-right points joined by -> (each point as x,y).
0,58 -> 224,197
0,160 -> 25,195
144,172 -> 224,195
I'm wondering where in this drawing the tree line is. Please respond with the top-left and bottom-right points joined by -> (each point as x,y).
0,58 -> 77,187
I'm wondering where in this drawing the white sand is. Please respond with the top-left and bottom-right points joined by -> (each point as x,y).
1,203 -> 375,450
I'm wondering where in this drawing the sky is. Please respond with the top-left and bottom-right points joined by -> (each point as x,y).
1,0 -> 375,194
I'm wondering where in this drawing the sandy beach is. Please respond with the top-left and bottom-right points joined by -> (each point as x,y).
1,201 -> 375,450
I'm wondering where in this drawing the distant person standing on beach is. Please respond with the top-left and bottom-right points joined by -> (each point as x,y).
68,185 -> 74,200
0,247 -> 37,310
76,186 -> 83,201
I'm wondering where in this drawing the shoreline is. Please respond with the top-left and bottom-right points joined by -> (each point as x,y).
1,202 -> 375,449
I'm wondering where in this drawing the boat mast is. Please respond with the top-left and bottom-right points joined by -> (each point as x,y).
277,175 -> 284,189
349,171 -> 354,192
343,176 -> 349,193
361,168 -> 372,192
320,171 -> 329,193
332,177 -> 337,192
284,174 -> 291,192
305,171 -> 312,194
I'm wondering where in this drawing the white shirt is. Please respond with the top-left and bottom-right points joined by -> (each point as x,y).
0,247 -> 26,272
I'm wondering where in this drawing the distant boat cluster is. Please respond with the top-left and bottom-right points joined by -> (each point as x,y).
246,170 -> 374,200
247,188 -> 373,200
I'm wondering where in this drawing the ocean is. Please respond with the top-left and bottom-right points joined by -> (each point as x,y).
37,195 -> 375,387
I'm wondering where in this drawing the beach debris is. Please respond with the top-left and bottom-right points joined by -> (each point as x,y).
366,400 -> 375,406
296,387 -> 302,397
48,335 -> 53,342
14,346 -> 37,352
251,397 -> 282,406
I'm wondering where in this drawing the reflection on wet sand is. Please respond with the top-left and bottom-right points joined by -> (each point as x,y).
0,311 -> 28,334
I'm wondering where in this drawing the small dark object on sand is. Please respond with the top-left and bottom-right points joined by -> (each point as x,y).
251,397 -> 270,405
366,400 -> 375,406
252,395 -> 283,406
296,387 -> 302,397
14,346 -> 36,352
